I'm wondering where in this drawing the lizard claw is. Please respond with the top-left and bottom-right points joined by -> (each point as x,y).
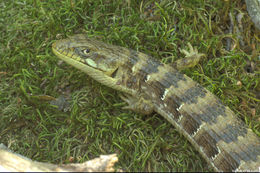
119,93 -> 135,110
179,42 -> 206,59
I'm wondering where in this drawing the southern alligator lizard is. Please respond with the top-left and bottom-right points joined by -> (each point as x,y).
52,34 -> 260,172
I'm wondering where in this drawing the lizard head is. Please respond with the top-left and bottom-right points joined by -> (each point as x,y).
52,34 -> 134,94
52,34 -> 124,76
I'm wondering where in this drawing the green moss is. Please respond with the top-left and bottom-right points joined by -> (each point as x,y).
0,0 -> 259,171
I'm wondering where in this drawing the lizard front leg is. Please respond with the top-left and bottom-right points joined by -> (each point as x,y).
119,93 -> 154,115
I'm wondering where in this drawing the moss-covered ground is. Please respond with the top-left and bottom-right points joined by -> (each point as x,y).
0,0 -> 259,171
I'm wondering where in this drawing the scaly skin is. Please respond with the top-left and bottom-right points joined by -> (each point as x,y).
52,34 -> 260,172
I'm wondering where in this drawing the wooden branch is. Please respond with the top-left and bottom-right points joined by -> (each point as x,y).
0,144 -> 119,172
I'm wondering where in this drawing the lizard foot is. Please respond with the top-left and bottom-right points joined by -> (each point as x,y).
119,93 -> 154,115
173,42 -> 206,70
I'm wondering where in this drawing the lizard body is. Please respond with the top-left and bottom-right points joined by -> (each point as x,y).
52,34 -> 260,172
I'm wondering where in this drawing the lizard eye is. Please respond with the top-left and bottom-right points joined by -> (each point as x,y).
82,48 -> 90,54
